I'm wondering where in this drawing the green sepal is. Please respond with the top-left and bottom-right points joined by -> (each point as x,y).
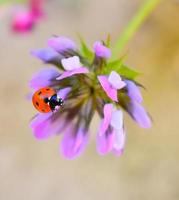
117,64 -> 140,80
79,37 -> 94,62
106,59 -> 140,80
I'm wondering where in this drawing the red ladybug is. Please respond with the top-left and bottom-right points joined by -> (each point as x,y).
32,87 -> 63,113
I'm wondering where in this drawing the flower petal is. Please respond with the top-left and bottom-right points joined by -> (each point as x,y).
12,10 -> 34,33
31,48 -> 60,63
30,0 -> 44,20
108,71 -> 126,90
56,67 -> 89,80
61,56 -> 81,71
30,113 -> 67,140
97,130 -> 115,155
110,110 -> 123,130
47,36 -> 76,53
29,67 -> 59,90
129,101 -> 152,128
60,126 -> 88,159
97,75 -> 118,102
125,80 -> 143,103
99,104 -> 113,136
57,87 -> 71,100
93,41 -> 111,59
113,128 -> 126,156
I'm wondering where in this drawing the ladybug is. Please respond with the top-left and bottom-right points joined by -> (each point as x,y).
32,87 -> 63,113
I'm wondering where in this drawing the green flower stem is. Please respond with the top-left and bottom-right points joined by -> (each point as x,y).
0,0 -> 25,5
112,0 -> 163,58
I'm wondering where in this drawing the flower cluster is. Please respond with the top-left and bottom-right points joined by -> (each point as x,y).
29,36 -> 151,159
12,0 -> 44,33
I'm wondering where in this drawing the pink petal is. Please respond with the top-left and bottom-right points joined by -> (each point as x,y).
97,75 -> 118,102
12,10 -> 34,33
56,67 -> 89,80
30,113 -> 66,140
61,56 -> 81,71
112,128 -> 126,156
93,41 -> 111,59
110,110 -> 123,130
30,113 -> 52,139
108,71 -> 126,90
60,126 -> 88,159
30,0 -> 44,20
99,104 -> 113,136
97,130 -> 115,155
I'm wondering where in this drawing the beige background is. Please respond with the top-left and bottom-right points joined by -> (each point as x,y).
0,0 -> 179,199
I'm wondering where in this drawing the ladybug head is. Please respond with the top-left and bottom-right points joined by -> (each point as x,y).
44,94 -> 63,112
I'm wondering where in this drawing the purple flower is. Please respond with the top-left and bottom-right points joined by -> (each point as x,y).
93,41 -> 111,59
128,101 -> 152,129
48,36 -> 76,53
97,104 -> 126,156
125,80 -> 151,128
29,36 -> 151,159
125,80 -> 143,103
30,87 -> 71,140
60,125 -> 88,159
56,56 -> 89,80
30,112 -> 65,139
31,48 -> 61,63
98,71 -> 126,102
29,68 -> 60,90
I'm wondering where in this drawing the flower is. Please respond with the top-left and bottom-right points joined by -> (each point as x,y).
125,80 -> 151,128
57,56 -> 89,80
11,0 -> 45,33
93,41 -> 111,58
125,80 -> 143,103
31,48 -> 61,63
29,35 -> 151,159
12,10 -> 34,33
97,71 -> 126,102
97,104 -> 126,156
48,36 -> 76,53
29,67 -> 60,90
29,0 -> 44,19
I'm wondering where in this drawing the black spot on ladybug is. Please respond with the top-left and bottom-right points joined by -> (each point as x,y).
38,91 -> 42,95
41,109 -> 45,112
36,102 -> 39,106
46,88 -> 50,91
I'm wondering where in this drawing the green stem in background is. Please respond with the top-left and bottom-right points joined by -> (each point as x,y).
112,0 -> 163,58
0,0 -> 25,5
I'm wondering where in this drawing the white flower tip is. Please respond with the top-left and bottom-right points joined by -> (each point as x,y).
113,129 -> 126,151
61,56 -> 81,71
108,71 -> 126,90
110,110 -> 123,130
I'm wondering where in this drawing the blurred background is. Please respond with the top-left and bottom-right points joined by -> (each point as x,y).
0,0 -> 179,199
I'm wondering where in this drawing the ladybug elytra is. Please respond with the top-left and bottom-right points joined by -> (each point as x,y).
32,87 -> 63,113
